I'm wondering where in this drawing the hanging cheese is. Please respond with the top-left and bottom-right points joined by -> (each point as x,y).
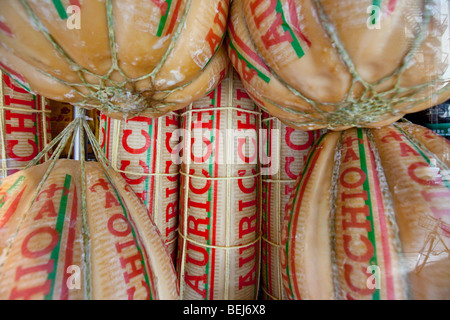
0,159 -> 179,300
260,112 -> 322,300
227,0 -> 450,130
0,0 -> 229,119
281,122 -> 450,300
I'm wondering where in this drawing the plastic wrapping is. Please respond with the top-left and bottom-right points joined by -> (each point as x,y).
0,100 -> 180,300
0,159 -> 179,300
260,113 -> 321,300
0,0 -> 229,118
227,0 -> 450,130
0,71 -> 51,178
281,123 -> 450,300
177,69 -> 261,300
98,112 -> 180,262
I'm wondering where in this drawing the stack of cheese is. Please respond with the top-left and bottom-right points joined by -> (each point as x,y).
0,72 -> 51,177
99,112 -> 181,262
260,113 -> 322,299
177,69 -> 261,300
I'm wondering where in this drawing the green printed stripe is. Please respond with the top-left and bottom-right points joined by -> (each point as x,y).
52,0 -> 69,20
0,176 -> 26,209
2,71 -> 31,92
201,31 -> 226,71
144,121 -> 153,207
356,129 -> 379,300
275,0 -> 305,59
372,0 -> 382,7
102,118 -> 106,154
45,174 -> 72,300
228,40 -> 271,83
156,0 -> 172,37
105,174 -> 153,300
205,88 -> 217,299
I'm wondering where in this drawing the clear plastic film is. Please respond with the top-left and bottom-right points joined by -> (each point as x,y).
227,0 -> 450,130
0,0 -> 229,118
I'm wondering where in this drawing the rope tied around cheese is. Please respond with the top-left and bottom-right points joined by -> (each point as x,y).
240,0 -> 450,129
259,116 -> 291,300
323,129 -> 409,300
178,68 -> 262,300
16,0 -> 225,118
0,106 -> 149,299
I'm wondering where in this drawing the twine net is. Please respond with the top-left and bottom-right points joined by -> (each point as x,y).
0,104 -> 149,299
233,0 -> 450,129
1,0 -> 224,117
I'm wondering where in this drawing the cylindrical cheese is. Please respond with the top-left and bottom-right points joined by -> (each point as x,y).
98,112 -> 180,262
0,71 -> 51,177
177,69 -> 261,300
260,112 -> 322,300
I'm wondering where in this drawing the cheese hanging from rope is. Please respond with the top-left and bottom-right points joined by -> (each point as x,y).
177,70 -> 261,300
0,0 -> 229,119
281,122 -> 450,300
260,112 -> 322,300
98,112 -> 180,262
227,0 -> 450,130
0,159 -> 179,300
0,71 -> 51,177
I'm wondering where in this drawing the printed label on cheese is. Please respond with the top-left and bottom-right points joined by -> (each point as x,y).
0,172 -> 84,300
1,73 -> 51,177
99,113 -> 180,262
260,114 -> 320,300
177,72 -> 261,300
